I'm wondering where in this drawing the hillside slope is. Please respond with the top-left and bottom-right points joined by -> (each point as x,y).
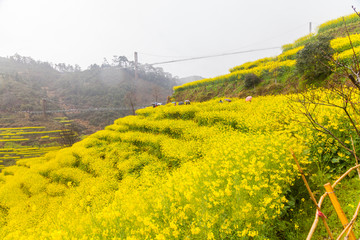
173,13 -> 360,102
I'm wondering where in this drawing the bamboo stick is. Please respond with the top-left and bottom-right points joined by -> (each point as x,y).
291,151 -> 334,239
350,136 -> 360,179
344,199 -> 360,239
337,218 -> 353,240
335,193 -> 360,239
324,183 -> 356,240
332,164 -> 360,189
307,162 -> 360,239
307,193 -> 328,240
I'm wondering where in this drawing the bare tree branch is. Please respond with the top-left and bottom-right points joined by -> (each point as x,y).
352,6 -> 360,18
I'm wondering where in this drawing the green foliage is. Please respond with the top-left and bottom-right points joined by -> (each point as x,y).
295,35 -> 334,83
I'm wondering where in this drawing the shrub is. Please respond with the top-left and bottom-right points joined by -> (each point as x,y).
244,73 -> 262,89
295,35 -> 334,83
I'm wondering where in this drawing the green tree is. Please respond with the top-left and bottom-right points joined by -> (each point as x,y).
295,35 -> 334,83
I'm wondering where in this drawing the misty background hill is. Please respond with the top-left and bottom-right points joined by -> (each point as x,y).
0,54 -> 180,134
176,76 -> 203,85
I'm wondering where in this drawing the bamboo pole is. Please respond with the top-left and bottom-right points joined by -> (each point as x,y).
308,164 -> 360,239
307,193 -> 328,240
336,199 -> 360,240
345,199 -> 360,239
324,183 -> 356,240
332,164 -> 360,189
291,151 -> 334,239
337,219 -> 353,240
350,136 -> 360,179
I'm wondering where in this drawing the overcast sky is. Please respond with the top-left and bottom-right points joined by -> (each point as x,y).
0,0 -> 358,78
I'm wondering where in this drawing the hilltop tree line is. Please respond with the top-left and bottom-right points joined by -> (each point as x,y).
90,55 -> 178,86
10,53 -> 177,82
0,54 -> 177,130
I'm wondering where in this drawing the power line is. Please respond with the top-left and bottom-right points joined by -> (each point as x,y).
224,23 -> 308,52
138,52 -> 193,59
150,46 -> 281,65
141,23 -> 308,61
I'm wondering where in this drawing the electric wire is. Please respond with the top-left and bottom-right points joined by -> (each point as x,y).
150,46 -> 281,65
139,22 -> 310,62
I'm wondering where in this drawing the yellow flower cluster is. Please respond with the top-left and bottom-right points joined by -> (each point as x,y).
174,59 -> 296,92
229,57 -> 274,73
330,33 -> 360,52
0,93 -> 328,239
1,87 -> 357,239
282,13 -> 360,53
277,46 -> 304,61
333,45 -> 360,63
318,13 -> 360,33
173,71 -> 240,91
281,34 -> 315,52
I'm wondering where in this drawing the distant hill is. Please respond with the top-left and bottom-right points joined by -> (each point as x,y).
176,75 -> 203,85
0,54 -> 177,134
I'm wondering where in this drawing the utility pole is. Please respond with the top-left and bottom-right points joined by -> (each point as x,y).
309,22 -> 312,34
42,98 -> 47,119
134,51 -> 138,82
128,51 -> 138,115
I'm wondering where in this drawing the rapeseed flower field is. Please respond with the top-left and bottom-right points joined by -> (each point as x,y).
0,90 -> 356,239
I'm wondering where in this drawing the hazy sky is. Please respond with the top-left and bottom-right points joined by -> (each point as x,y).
0,0 -> 358,78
